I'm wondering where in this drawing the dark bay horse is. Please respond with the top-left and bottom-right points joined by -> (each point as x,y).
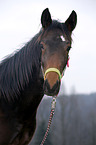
0,8 -> 77,145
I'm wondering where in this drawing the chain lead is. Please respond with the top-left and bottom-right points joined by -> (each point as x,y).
40,96 -> 57,145
51,97 -> 56,110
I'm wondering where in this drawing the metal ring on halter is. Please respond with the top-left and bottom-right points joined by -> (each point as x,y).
44,68 -> 62,80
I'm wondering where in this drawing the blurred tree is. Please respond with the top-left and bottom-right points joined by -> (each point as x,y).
30,93 -> 96,145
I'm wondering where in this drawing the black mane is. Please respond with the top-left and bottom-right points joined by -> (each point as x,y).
0,32 -> 42,101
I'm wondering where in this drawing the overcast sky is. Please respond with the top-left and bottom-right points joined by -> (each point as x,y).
0,0 -> 96,94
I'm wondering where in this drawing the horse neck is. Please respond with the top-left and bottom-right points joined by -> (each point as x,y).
0,34 -> 42,101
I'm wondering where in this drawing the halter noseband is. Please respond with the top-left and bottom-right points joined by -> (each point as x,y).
44,68 -> 62,80
43,57 -> 70,80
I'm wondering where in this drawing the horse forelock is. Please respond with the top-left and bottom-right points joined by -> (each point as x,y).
41,20 -> 71,42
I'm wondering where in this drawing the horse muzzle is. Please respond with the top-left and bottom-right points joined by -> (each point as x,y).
44,79 -> 60,96
43,68 -> 62,96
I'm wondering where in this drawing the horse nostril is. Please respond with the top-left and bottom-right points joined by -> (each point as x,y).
44,79 -> 50,91
51,80 -> 60,92
44,79 -> 60,96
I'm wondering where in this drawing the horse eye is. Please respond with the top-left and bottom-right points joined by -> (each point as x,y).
67,46 -> 71,52
40,44 -> 44,49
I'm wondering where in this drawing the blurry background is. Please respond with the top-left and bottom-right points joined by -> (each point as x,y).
0,0 -> 96,95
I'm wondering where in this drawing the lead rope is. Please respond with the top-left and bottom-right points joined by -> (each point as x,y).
40,96 -> 57,145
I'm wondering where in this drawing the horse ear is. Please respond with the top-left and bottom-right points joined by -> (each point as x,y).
65,10 -> 77,32
41,8 -> 52,28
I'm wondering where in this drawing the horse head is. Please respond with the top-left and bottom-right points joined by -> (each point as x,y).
40,8 -> 77,96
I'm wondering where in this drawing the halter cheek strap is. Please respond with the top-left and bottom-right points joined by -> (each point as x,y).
44,68 -> 62,80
